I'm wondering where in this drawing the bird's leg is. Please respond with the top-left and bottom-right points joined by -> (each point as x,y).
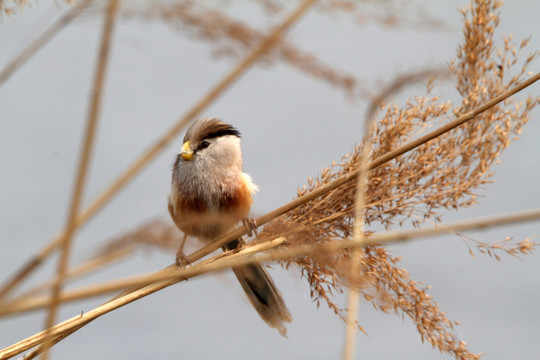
242,217 -> 258,238
175,234 -> 191,267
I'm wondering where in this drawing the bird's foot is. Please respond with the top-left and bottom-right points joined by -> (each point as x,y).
242,218 -> 258,237
175,250 -> 191,267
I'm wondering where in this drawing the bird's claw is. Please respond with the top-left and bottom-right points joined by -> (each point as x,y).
242,218 -> 258,237
175,252 -> 191,267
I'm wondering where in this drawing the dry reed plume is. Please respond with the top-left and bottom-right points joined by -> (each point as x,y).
253,0 -> 538,358
1,0 -> 539,359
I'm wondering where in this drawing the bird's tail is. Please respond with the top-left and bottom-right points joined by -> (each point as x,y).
223,239 -> 292,337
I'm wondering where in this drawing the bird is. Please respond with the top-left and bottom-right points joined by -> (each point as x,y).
168,117 -> 292,336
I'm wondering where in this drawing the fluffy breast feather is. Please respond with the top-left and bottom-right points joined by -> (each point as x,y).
168,172 -> 256,241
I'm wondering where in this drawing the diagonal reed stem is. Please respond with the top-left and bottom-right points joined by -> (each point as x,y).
1,207 -> 539,318
0,0 -> 318,301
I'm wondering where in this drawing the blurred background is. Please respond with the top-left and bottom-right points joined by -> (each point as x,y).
1,1 -> 539,359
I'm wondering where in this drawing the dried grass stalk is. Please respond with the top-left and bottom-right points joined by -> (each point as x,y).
40,1 -> 119,359
343,77 -> 379,358
1,207 -> 537,318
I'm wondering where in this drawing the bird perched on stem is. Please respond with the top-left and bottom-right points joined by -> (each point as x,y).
168,117 -> 292,336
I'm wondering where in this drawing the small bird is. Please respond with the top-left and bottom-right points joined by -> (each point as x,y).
168,117 -> 292,336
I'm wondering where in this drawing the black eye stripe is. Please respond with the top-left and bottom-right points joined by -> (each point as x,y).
183,118 -> 242,145
203,127 -> 241,140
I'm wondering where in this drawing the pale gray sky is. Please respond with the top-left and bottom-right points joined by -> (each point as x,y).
1,1 -> 539,359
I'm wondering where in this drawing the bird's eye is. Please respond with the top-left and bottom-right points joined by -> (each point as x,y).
199,140 -> 210,149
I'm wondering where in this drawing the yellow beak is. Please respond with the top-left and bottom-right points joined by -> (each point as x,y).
180,141 -> 194,161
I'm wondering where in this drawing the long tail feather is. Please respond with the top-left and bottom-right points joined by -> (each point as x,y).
223,239 -> 292,336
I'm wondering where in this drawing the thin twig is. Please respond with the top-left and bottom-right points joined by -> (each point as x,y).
40,1 -> 120,359
0,0 -> 317,302
1,207 -> 538,319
